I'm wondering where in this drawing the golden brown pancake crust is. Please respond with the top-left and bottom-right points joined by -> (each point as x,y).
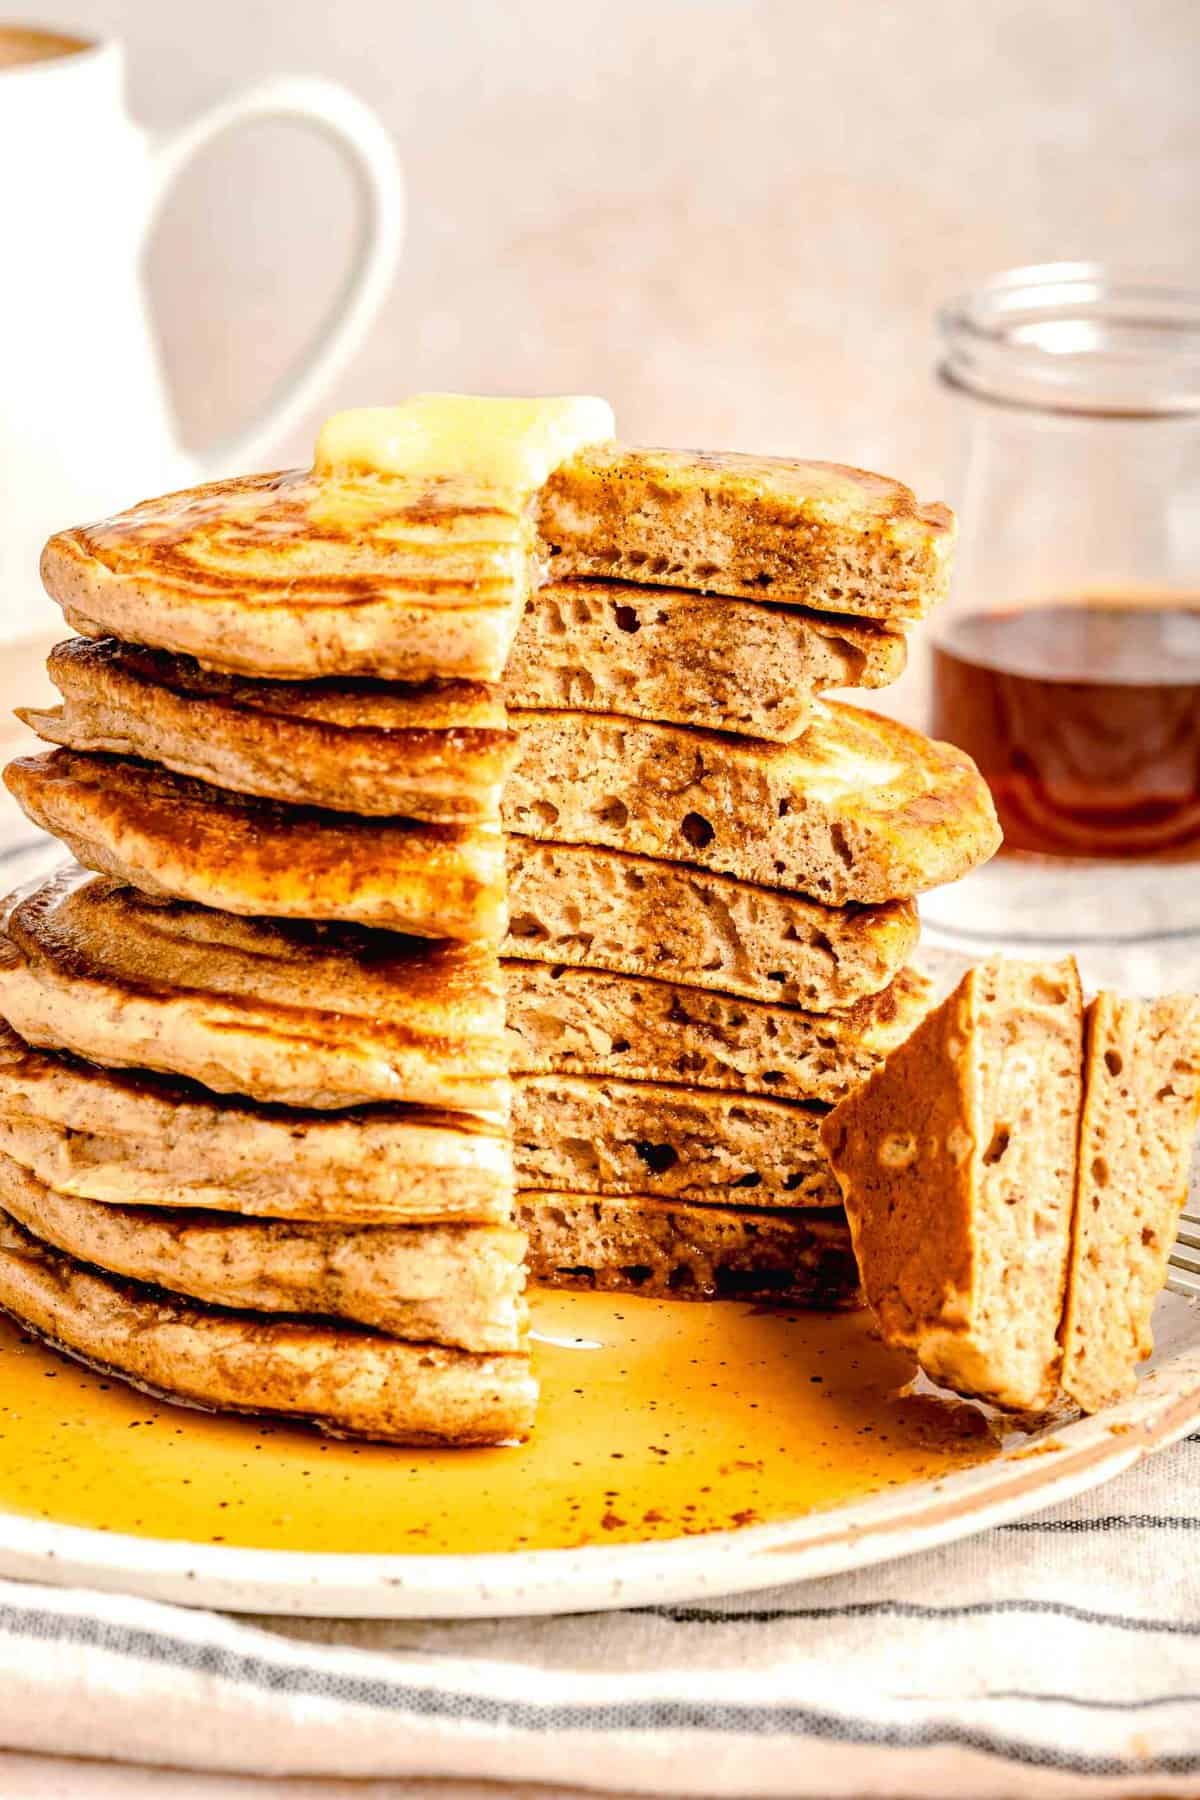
5,749 -> 506,940
41,467 -> 530,682
22,637 -> 516,823
0,1153 -> 525,1351
0,1022 -> 512,1222
0,866 -> 509,1113
0,1209 -> 536,1444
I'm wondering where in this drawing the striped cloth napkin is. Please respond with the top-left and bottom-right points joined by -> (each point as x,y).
0,1429 -> 1198,1798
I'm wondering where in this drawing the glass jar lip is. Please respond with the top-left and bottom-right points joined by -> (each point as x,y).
938,262 -> 1200,417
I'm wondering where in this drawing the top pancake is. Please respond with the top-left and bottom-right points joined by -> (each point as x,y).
42,447 -> 951,680
540,446 -> 954,621
41,467 -> 532,683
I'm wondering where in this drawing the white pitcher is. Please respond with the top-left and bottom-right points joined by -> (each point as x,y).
0,26 -> 405,641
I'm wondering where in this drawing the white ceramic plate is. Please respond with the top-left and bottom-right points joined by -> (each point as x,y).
0,830 -> 1197,1619
0,1286 -> 1196,1619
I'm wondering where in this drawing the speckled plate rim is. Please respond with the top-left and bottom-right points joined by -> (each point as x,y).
0,1294 -> 1197,1618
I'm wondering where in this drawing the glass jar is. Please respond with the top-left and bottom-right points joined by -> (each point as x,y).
920,263 -> 1200,994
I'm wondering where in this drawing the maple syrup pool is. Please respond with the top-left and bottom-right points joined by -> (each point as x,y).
0,1292 -> 1000,1555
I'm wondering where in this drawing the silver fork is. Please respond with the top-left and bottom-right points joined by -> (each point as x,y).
1167,1152 -> 1200,1298
1169,1200 -> 1200,1299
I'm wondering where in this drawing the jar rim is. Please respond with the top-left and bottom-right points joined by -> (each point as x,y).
938,262 -> 1200,417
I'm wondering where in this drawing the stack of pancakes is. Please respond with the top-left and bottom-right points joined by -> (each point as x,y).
0,435 -> 555,1445
0,404 -> 1001,1442
500,447 -> 1001,1304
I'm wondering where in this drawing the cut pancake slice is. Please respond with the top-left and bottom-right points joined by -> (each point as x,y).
41,466 -> 531,683
538,445 -> 954,620
6,750 -> 504,941
0,1154 -> 525,1352
0,866 -> 508,1113
513,1074 -> 838,1205
506,962 -> 932,1103
823,958 -> 1084,1412
0,1210 -> 536,1444
0,1025 -> 512,1223
505,840 -> 917,1009
505,704 -> 1000,903
1060,993 -> 1200,1414
519,1192 -> 860,1306
505,580 -> 906,741
21,637 -> 516,823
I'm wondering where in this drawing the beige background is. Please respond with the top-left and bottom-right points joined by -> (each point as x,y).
40,0 -> 1200,500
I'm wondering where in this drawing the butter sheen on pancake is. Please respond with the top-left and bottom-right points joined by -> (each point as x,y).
0,1155 -> 525,1351
22,637 -> 516,823
41,468 -> 533,683
0,1211 -> 536,1445
0,1024 -> 513,1223
505,703 -> 1001,904
6,749 -> 505,940
0,867 -> 508,1113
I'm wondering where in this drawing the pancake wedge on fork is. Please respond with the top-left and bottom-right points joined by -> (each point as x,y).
0,1211 -> 536,1445
0,866 -> 508,1113
6,749 -> 505,940
21,637 -> 516,823
0,1024 -> 513,1223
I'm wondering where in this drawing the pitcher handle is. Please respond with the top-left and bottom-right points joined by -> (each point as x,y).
147,76 -> 404,480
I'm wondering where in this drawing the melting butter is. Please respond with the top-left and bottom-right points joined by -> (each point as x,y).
314,394 -> 615,496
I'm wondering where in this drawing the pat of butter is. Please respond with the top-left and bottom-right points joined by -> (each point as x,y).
314,393 -> 615,494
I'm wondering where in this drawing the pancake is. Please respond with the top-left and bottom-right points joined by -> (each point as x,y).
505,704 -> 1000,904
41,467 -> 531,683
505,580 -> 906,741
0,1025 -> 512,1223
519,1192 -> 860,1306
505,962 -> 932,1103
0,866 -> 508,1113
0,1154 -> 524,1351
513,1074 -> 838,1205
21,637 -> 516,823
0,1210 -> 536,1444
5,750 -> 505,940
505,839 -> 918,1009
1060,992 -> 1200,1414
539,445 -> 954,620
